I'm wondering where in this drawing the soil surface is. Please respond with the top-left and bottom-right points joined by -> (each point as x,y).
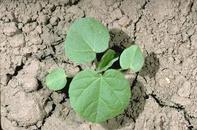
1,0 -> 197,130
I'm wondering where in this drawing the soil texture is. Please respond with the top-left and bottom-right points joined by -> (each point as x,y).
1,0 -> 197,130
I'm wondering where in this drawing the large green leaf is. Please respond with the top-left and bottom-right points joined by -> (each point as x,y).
65,18 -> 110,64
46,68 -> 67,91
69,69 -> 130,123
120,45 -> 144,72
97,49 -> 118,72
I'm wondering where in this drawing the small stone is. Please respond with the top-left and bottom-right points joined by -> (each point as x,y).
178,81 -> 191,98
18,23 -> 23,29
3,22 -> 18,36
165,77 -> 171,84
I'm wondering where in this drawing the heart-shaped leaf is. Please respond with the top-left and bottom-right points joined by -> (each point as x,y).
97,49 -> 118,72
65,18 -> 110,64
120,45 -> 144,72
46,68 -> 67,91
69,69 -> 130,123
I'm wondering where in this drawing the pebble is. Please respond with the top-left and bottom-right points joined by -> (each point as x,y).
18,23 -> 24,29
165,77 -> 171,84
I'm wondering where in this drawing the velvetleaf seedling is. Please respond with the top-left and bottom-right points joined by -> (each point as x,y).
45,17 -> 144,123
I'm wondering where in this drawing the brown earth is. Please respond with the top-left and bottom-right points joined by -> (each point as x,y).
0,0 -> 197,130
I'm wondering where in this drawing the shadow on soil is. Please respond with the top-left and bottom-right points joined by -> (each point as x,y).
109,29 -> 160,79
139,52 -> 160,78
102,29 -> 160,129
97,28 -> 135,70
101,79 -> 146,129
60,77 -> 72,98
101,29 -> 146,129
109,28 -> 134,48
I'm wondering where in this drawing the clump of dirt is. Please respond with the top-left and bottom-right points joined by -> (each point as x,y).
1,0 -> 197,130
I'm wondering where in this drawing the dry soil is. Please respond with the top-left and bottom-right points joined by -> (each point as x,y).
0,0 -> 197,130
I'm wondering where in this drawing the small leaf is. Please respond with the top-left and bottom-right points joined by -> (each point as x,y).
97,49 -> 118,71
46,68 -> 67,91
120,45 -> 144,72
69,69 -> 130,123
98,57 -> 119,72
65,17 -> 110,64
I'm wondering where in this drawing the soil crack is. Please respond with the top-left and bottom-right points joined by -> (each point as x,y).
149,94 -> 194,130
133,0 -> 150,41
68,0 -> 81,6
6,63 -> 24,85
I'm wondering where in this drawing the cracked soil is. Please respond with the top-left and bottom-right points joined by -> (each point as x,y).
1,0 -> 197,130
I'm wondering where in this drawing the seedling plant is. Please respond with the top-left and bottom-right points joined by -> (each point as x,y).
45,18 -> 144,123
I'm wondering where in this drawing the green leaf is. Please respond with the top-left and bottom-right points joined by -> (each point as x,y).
65,17 -> 110,64
120,45 -> 144,72
69,69 -> 130,123
46,68 -> 67,91
97,49 -> 118,72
